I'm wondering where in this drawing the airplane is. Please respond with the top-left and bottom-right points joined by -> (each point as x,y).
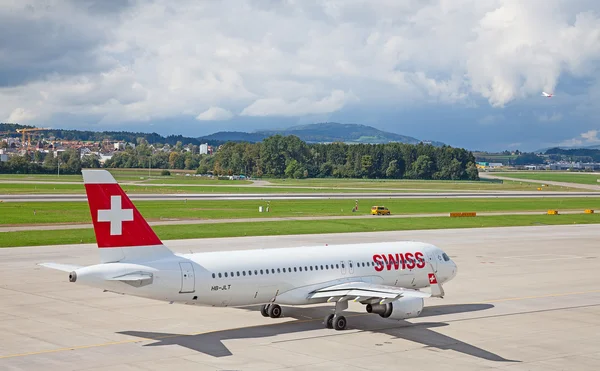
40,170 -> 457,331
542,91 -> 553,98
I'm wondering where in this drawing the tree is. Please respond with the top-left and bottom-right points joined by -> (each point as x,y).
466,162 -> 479,180
410,155 -> 434,179
361,155 -> 373,177
385,160 -> 401,178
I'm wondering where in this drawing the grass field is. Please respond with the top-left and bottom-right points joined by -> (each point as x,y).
0,183 -> 434,194
3,197 -> 599,225
0,170 -> 252,184
0,178 -> 585,193
1,213 -> 599,248
142,178 -> 253,185
495,172 -> 600,186
260,178 -> 582,192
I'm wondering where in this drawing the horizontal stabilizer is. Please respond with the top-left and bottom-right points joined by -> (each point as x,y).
108,271 -> 153,287
38,263 -> 82,272
108,272 -> 153,281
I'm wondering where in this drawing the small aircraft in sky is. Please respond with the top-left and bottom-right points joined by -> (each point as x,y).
541,91 -> 553,98
39,170 -> 457,331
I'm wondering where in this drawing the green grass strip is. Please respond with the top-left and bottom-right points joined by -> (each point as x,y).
2,197 -> 600,225
2,214 -> 599,248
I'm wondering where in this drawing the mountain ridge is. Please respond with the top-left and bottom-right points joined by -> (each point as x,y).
1,122 -> 445,147
201,122 -> 445,146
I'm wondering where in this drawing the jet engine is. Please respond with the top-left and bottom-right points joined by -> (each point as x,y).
365,297 -> 424,320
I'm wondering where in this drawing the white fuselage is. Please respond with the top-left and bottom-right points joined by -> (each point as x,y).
72,241 -> 457,308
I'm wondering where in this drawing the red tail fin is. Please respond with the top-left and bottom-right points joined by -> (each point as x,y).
83,170 -> 173,262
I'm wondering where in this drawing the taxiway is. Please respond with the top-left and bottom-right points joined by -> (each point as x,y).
1,225 -> 599,370
1,190 -> 600,202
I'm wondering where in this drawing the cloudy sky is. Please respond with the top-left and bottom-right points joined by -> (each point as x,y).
1,0 -> 600,151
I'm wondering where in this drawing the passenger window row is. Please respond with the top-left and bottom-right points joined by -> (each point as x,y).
212,261 -> 369,279
210,258 -> 424,279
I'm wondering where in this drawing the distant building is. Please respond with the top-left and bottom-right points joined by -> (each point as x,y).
199,143 -> 208,155
0,154 -> 8,162
79,147 -> 92,159
99,153 -> 114,164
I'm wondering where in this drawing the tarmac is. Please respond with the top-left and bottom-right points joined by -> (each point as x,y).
480,172 -> 600,191
1,224 -> 599,370
2,190 -> 600,202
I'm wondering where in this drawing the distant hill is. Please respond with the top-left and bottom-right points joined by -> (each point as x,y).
201,123 -> 445,146
535,144 -> 600,152
1,122 -> 444,147
200,131 -> 266,143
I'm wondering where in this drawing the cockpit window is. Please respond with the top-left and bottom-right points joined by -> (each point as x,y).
442,253 -> 450,261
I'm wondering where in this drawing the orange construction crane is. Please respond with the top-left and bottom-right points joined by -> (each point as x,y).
16,128 -> 51,151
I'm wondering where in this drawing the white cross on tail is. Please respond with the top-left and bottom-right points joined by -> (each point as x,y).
97,195 -> 134,235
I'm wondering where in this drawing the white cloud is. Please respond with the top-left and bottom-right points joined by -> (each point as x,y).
1,0 -> 600,127
196,107 -> 233,121
560,129 -> 600,146
6,107 -> 36,122
240,90 -> 355,117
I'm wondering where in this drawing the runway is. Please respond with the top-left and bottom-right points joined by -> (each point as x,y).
1,225 -> 599,370
480,172 -> 600,191
2,190 -> 600,202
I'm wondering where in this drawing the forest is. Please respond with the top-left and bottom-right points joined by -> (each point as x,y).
1,135 -> 479,180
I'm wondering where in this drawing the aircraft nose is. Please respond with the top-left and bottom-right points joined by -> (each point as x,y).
449,261 -> 457,280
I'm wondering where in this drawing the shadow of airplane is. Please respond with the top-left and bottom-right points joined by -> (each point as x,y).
118,303 -> 519,362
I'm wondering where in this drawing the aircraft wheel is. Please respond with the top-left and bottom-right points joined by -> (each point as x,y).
268,304 -> 282,318
260,304 -> 270,317
324,314 -> 334,329
333,315 -> 347,330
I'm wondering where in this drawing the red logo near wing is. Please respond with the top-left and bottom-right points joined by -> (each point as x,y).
428,273 -> 438,284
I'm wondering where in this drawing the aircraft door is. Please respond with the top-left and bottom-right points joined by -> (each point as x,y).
179,262 -> 195,293
340,261 -> 346,274
348,260 -> 354,274
425,250 -> 438,273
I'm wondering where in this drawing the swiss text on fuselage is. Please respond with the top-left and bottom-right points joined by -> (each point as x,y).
372,252 -> 426,271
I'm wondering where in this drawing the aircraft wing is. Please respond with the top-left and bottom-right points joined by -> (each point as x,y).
308,281 -> 431,304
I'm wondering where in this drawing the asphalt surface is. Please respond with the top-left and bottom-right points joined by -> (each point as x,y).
480,172 -> 600,191
0,225 -> 599,370
2,190 -> 600,202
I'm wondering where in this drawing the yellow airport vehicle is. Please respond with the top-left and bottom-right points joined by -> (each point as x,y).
371,206 -> 391,215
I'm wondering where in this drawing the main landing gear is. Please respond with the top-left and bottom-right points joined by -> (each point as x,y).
260,303 -> 282,318
324,300 -> 348,330
260,301 -> 348,331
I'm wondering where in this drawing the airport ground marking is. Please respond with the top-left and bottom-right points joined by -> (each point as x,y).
2,289 -> 600,360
